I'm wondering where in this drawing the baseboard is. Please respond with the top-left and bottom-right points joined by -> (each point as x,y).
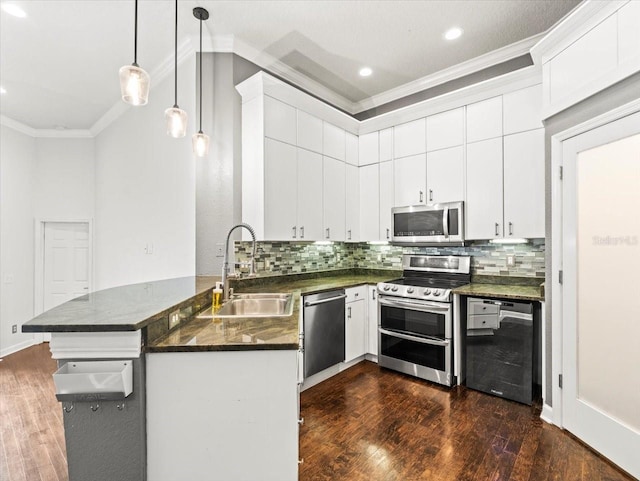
301,355 -> 368,392
540,403 -> 554,424
0,338 -> 39,359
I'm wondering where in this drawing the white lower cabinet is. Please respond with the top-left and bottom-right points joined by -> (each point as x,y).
367,285 -> 378,357
345,286 -> 367,363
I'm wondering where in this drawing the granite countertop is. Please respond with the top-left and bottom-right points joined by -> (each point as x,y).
453,278 -> 544,302
22,276 -> 219,332
147,271 -> 399,353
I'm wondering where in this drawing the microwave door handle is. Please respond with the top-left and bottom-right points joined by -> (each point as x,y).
443,207 -> 449,238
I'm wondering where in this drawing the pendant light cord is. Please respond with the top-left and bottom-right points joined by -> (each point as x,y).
198,16 -> 203,133
133,0 -> 138,66
174,0 -> 178,107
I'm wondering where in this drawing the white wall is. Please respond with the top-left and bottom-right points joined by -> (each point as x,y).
94,55 -> 197,290
0,125 -> 37,356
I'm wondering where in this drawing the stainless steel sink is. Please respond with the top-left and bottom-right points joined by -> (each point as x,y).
196,293 -> 294,318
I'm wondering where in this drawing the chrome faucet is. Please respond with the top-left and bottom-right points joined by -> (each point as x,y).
222,223 -> 257,300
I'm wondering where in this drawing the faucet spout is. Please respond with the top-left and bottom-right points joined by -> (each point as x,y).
222,223 -> 257,301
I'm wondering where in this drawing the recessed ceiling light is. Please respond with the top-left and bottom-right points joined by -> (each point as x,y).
444,27 -> 463,41
1,3 -> 27,18
359,67 -> 373,77
0,86 -> 6,95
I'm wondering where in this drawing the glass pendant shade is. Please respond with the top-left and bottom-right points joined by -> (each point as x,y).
192,132 -> 210,157
165,106 -> 188,138
119,64 -> 150,106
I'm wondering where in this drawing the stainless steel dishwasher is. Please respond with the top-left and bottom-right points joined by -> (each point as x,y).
303,289 -> 347,378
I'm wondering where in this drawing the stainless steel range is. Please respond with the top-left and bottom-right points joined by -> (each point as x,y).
377,254 -> 471,386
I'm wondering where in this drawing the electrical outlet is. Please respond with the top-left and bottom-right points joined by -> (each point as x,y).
12,324 -> 17,334
168,309 -> 181,330
506,255 -> 516,267
216,243 -> 224,257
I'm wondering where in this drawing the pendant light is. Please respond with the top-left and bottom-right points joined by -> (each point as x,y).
165,0 -> 188,137
192,7 -> 210,157
119,0 -> 150,106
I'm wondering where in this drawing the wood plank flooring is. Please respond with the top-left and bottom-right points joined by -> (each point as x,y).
0,346 -> 635,481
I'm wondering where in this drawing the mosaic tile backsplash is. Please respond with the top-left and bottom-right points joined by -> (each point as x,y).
235,239 -> 545,278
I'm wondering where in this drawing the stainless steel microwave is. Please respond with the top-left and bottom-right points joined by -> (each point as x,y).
391,201 -> 465,245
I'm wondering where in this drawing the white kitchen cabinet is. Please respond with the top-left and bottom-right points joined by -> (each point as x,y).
345,164 -> 360,242
359,163 -> 379,241
345,286 -> 367,363
297,148 -> 324,240
367,285 -> 378,357
426,107 -> 464,152
346,132 -> 359,166
394,153 -> 427,207
296,110 -> 323,153
359,132 -> 379,166
264,96 -> 296,145
503,84 -> 543,135
323,156 -> 346,240
265,139 -> 298,240
393,118 -> 426,159
379,161 -> 394,241
426,146 -> 464,204
465,138 -> 504,240
323,122 -> 346,161
503,129 -> 545,238
379,128 -> 393,162
466,96 -> 502,143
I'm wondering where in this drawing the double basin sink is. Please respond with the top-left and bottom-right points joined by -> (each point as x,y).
197,292 -> 294,319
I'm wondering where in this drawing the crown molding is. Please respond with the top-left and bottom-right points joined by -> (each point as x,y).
1,115 -> 93,138
354,33 -> 544,114
1,115 -> 37,136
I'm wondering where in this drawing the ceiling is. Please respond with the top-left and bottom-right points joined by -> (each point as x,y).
0,0 -> 581,131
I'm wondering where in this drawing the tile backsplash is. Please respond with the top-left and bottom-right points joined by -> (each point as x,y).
235,239 -> 545,278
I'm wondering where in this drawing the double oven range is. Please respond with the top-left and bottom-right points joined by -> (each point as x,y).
377,255 -> 471,387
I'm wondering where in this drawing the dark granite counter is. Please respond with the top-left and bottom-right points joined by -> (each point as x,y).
22,276 -> 219,332
453,282 -> 544,302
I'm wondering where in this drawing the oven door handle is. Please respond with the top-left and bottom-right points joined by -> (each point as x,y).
379,328 -> 450,347
378,297 -> 450,312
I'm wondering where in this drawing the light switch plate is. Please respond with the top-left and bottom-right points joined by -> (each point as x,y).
506,255 -> 516,267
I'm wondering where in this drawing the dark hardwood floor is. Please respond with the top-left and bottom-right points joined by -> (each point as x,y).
0,346 -> 635,481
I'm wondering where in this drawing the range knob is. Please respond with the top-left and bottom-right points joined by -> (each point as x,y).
423,289 -> 432,295
391,286 -> 399,292
434,290 -> 442,296
383,285 -> 391,291
406,287 -> 415,294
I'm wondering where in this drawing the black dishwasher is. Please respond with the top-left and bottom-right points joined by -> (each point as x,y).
465,297 -> 534,405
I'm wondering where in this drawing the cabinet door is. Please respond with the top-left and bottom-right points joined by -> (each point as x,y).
297,111 -> 323,153
265,139 -> 298,240
345,299 -> 367,362
503,84 -> 543,135
503,129 -> 545,238
379,128 -> 393,162
466,96 -> 502,143
426,107 -> 464,152
359,164 -> 379,241
359,132 -> 379,166
394,118 -> 426,159
426,146 -> 464,204
323,157 -> 346,240
367,285 -> 378,356
379,161 -> 394,241
394,153 -> 427,206
345,132 -> 359,166
345,164 -> 360,242
264,96 -> 296,145
297,148 -> 323,241
323,122 -> 346,161
465,138 -> 503,240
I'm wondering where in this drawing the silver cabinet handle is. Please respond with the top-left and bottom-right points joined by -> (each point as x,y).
292,226 -> 297,239
300,226 -> 305,239
495,222 -> 500,236
419,191 -> 424,203
429,189 -> 433,202
347,229 -> 352,240
304,294 -> 347,307
325,227 -> 330,239
347,306 -> 352,318
372,289 -> 376,300
379,328 -> 450,347
508,222 -> 513,236
386,228 -> 390,239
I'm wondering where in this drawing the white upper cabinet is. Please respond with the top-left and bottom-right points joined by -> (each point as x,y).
379,128 -> 393,162
264,96 -> 296,145
359,132 -> 379,166
323,156 -> 346,240
503,129 -> 545,239
466,96 -> 502,143
393,118 -> 426,159
323,122 -> 346,161
345,132 -> 359,166
503,84 -> 544,135
394,154 -> 427,207
465,138 -> 504,240
345,164 -> 360,242
359,164 -> 379,241
296,111 -> 323,153
426,108 -> 464,152
297,148 -> 324,241
426,146 -> 464,204
379,161 -> 394,241
264,139 -> 298,240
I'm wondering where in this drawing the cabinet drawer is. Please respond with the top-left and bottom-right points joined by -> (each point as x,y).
468,314 -> 499,330
468,300 -> 500,315
345,285 -> 367,303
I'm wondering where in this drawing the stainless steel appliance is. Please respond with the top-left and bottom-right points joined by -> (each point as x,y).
377,255 -> 471,386
302,289 -> 347,378
391,201 -> 464,246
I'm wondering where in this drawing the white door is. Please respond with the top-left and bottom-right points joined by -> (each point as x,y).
297,148 -> 323,240
43,222 -> 90,311
426,146 -> 464,204
264,139 -> 298,240
393,153 -> 426,207
359,163 -> 379,241
378,161 -> 394,242
561,111 -> 640,479
345,164 -> 360,242
322,156 -> 346,240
